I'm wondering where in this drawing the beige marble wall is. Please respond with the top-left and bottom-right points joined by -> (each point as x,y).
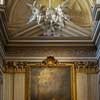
3,72 -> 25,100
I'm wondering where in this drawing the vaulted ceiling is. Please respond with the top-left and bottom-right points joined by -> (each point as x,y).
0,0 -> 95,46
1,0 -> 97,44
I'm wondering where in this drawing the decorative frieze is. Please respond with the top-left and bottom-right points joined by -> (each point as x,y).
3,58 -> 100,74
3,61 -> 27,73
75,61 -> 99,74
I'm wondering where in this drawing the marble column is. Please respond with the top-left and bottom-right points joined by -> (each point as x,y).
14,73 -> 25,100
3,73 -> 14,100
76,73 -> 88,100
76,61 -> 99,100
3,62 -> 26,100
3,72 -> 26,100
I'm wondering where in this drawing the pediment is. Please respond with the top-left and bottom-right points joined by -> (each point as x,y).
5,0 -> 95,41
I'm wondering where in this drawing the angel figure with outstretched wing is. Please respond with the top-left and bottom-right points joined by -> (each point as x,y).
55,0 -> 70,28
27,0 -> 42,24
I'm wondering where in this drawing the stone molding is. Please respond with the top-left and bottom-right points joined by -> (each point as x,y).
5,46 -> 97,64
5,46 -> 96,58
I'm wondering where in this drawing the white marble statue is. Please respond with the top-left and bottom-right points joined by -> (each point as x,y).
27,1 -> 43,24
27,0 -> 70,36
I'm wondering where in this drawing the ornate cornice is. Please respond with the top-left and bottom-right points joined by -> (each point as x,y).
3,57 -> 99,73
4,57 -> 70,72
3,61 -> 27,73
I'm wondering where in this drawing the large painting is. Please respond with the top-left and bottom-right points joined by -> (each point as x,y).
31,67 -> 71,100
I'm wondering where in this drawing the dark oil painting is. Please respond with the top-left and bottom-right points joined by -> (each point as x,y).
31,67 -> 71,100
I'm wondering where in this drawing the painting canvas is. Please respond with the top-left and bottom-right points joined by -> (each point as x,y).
31,67 -> 71,100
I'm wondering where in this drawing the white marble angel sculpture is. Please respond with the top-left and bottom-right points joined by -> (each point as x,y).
27,0 -> 43,24
26,0 -> 71,35
55,0 -> 70,28
46,8 -> 58,25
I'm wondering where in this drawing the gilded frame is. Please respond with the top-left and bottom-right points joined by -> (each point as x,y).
25,63 -> 77,100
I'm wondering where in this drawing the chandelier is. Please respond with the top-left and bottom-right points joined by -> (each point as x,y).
27,0 -> 70,36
